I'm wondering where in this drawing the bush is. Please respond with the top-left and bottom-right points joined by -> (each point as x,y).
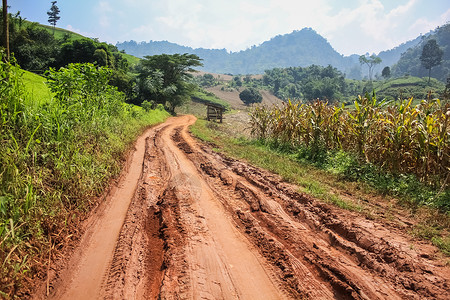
142,100 -> 155,112
239,88 -> 263,105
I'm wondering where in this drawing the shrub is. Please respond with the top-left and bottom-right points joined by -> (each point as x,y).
239,88 -> 263,105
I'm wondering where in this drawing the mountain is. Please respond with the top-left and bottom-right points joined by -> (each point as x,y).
117,28 -> 362,76
392,23 -> 450,82
370,35 -> 425,76
116,27 -> 435,78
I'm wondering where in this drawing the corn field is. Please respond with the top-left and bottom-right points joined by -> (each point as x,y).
249,96 -> 449,185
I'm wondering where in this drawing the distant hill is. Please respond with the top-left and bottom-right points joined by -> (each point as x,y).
392,23 -> 450,82
117,28 -> 360,76
116,27 -> 433,78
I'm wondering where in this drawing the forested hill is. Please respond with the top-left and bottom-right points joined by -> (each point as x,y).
116,27 -> 426,78
392,23 -> 450,82
117,28 -> 359,75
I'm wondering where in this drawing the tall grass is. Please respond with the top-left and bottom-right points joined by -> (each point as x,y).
0,53 -> 169,298
249,95 -> 449,209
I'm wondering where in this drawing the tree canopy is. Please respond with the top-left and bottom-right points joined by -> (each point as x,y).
133,53 -> 203,112
392,24 -> 450,82
47,1 -> 60,34
239,88 -> 262,105
381,66 -> 391,79
359,54 -> 382,81
262,65 -> 346,102
420,39 -> 443,83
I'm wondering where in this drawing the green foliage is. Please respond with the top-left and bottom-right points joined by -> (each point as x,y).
359,54 -> 382,81
393,23 -> 450,82
133,53 -> 203,112
47,1 -> 60,31
374,76 -> 445,101
46,63 -> 112,102
382,66 -> 391,79
141,100 -> 155,112
191,88 -> 230,109
239,87 -> 262,105
10,23 -> 59,70
249,95 -> 449,207
57,38 -> 128,71
263,65 -> 346,101
3,14 -> 130,75
195,73 -> 216,87
420,39 -> 444,83
0,57 -> 169,296
232,75 -> 242,87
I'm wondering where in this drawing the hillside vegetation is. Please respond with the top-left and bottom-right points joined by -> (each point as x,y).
118,28 -> 362,76
117,27 -> 429,78
393,23 -> 450,82
226,65 -> 446,103
0,54 -> 169,297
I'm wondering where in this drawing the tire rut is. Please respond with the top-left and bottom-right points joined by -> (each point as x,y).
172,119 -> 450,299
44,115 -> 450,299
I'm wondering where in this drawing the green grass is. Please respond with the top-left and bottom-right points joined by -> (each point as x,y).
121,53 -> 141,68
25,21 -> 85,41
374,76 -> 445,101
191,89 -> 230,110
22,70 -> 53,105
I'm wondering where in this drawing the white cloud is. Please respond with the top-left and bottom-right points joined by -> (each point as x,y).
105,0 -> 449,55
65,25 -> 96,39
315,0 -> 421,55
410,8 -> 450,34
97,1 -> 113,28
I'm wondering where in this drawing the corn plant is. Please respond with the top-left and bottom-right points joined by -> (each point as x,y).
249,95 -> 449,187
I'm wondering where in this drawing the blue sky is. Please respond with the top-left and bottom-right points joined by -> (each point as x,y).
9,0 -> 450,55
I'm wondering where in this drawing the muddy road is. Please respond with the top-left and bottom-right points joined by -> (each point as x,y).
42,115 -> 449,299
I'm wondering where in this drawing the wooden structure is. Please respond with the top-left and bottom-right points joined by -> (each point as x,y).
206,103 -> 225,123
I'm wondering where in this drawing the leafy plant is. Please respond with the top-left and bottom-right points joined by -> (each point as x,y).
249,94 -> 449,208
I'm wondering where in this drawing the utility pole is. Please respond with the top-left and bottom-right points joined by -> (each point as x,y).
2,0 -> 9,61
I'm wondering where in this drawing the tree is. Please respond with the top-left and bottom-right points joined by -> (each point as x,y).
232,75 -> 242,87
239,88 -> 262,105
135,53 -> 203,112
420,39 -> 443,84
47,1 -> 60,35
2,0 -> 9,61
359,54 -> 382,81
381,66 -> 391,79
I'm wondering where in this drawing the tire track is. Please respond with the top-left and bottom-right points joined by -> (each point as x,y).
44,115 -> 450,299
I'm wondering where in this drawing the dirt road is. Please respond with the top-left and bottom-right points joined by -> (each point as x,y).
43,115 -> 449,299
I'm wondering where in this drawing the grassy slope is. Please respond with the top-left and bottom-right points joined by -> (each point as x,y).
191,89 -> 230,109
21,70 -> 52,105
374,76 -> 445,100
24,21 -> 85,41
122,53 -> 141,68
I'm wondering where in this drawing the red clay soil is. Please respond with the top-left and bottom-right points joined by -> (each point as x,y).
33,115 -> 450,299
